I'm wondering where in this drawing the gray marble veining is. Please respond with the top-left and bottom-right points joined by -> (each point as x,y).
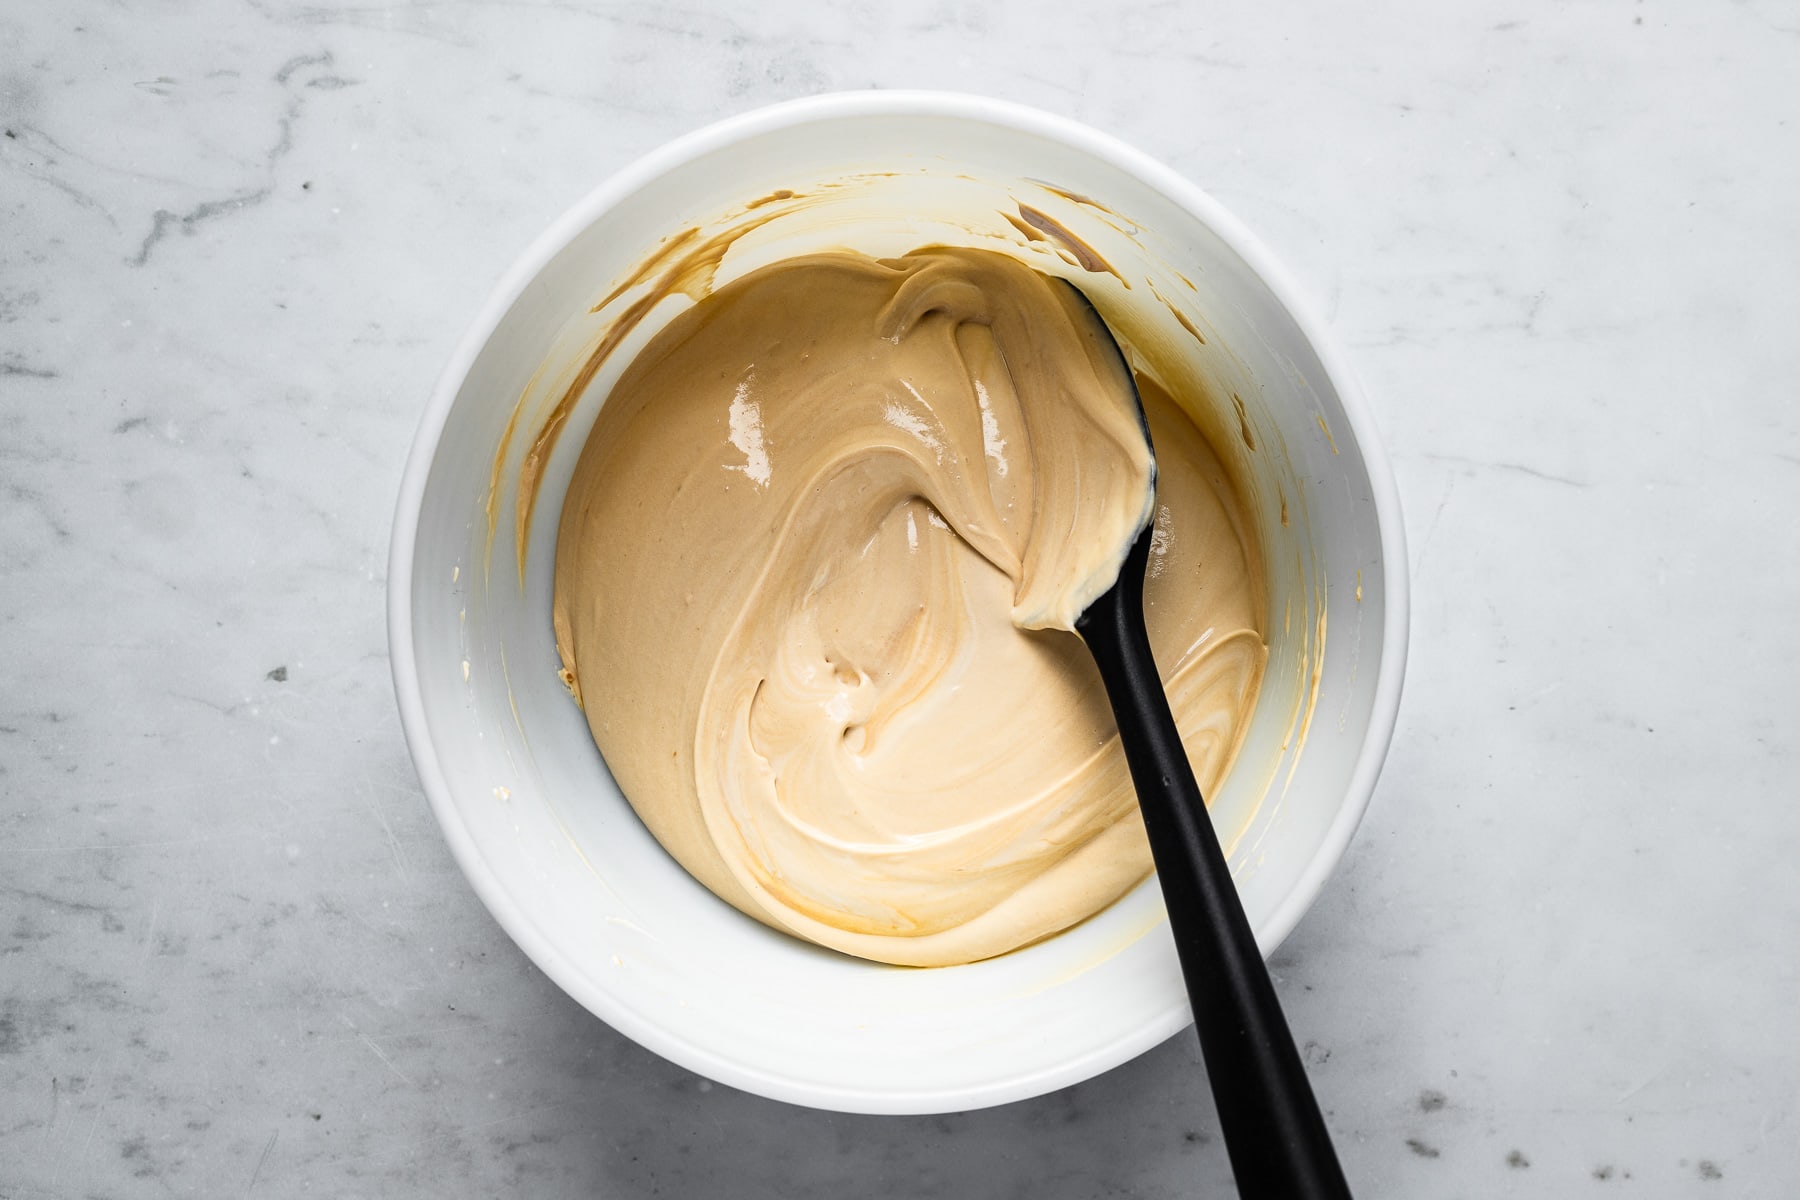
4,1 -> 1797,1195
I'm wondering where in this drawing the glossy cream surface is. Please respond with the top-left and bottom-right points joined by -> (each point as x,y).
552,247 -> 1263,966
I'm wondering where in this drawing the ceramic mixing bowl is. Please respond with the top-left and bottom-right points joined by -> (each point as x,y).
388,91 -> 1407,1114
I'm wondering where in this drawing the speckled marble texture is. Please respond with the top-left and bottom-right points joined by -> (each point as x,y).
4,1 -> 1798,1196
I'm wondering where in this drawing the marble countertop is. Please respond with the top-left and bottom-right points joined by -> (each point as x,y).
5,1 -> 1798,1195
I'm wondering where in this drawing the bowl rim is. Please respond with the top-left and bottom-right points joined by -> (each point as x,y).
387,89 -> 1410,1113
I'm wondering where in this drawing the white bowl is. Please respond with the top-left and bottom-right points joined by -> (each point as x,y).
388,92 -> 1408,1114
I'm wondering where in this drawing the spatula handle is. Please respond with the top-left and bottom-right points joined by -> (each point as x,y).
1079,527 -> 1352,1200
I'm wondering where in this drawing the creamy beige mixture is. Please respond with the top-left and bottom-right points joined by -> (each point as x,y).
553,246 -> 1264,966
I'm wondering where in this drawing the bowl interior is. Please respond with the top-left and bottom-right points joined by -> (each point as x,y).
395,95 -> 1401,1114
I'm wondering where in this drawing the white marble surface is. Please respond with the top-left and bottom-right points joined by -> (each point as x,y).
4,1 -> 1798,1195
